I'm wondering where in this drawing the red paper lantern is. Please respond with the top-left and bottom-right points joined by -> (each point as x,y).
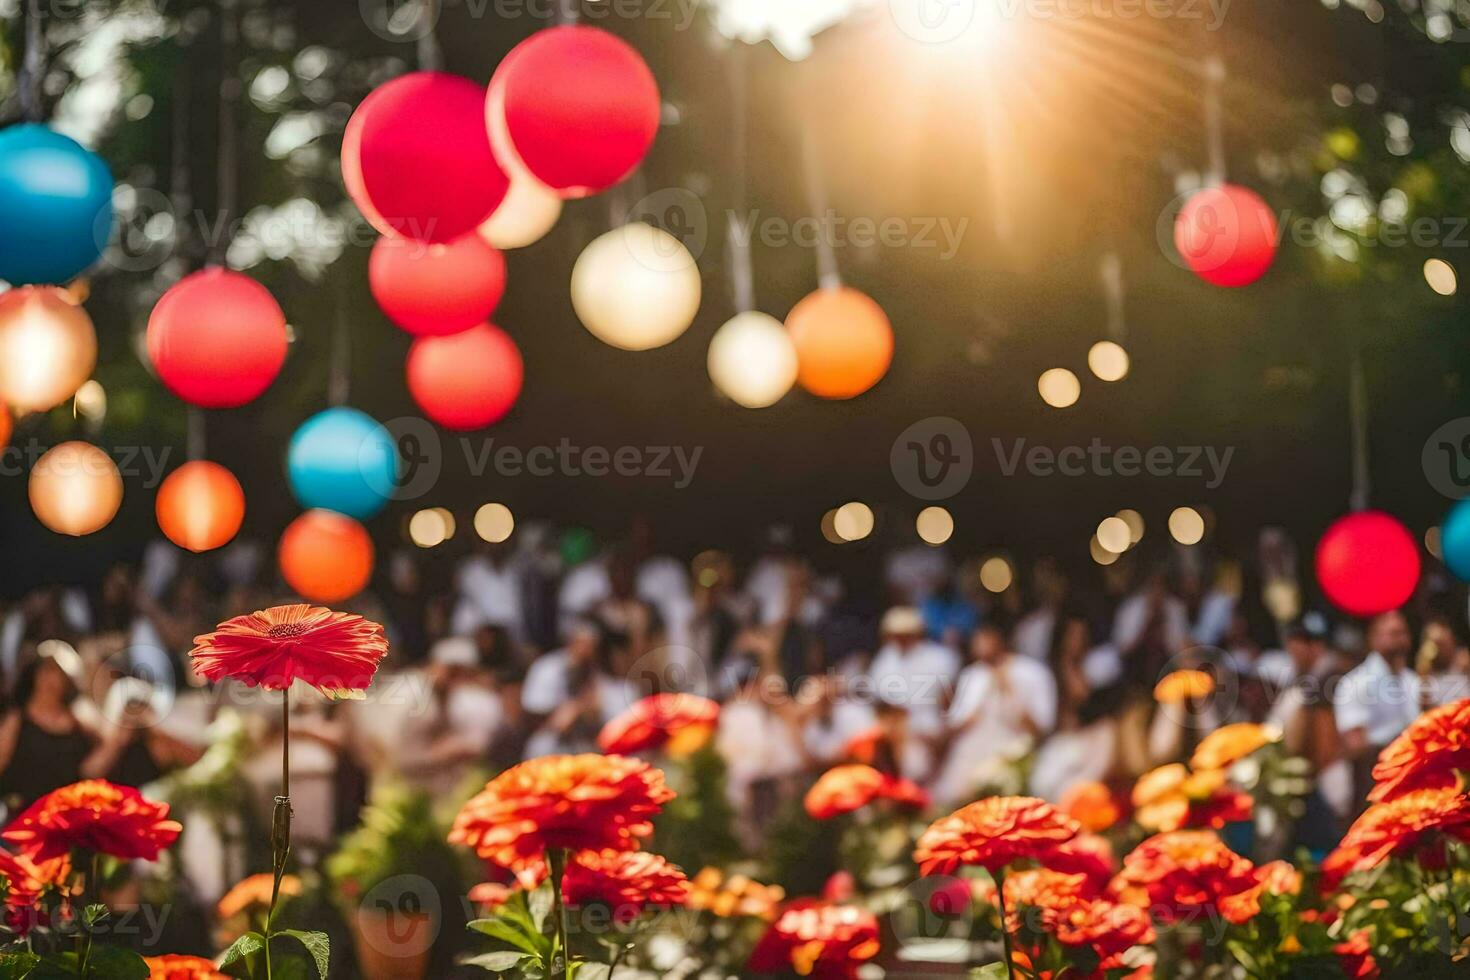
278,509 -> 374,603
343,72 -> 510,243
368,233 -> 506,336
487,26 -> 660,199
146,268 -> 288,408
406,323 -> 523,431
786,286 -> 894,400
156,460 -> 246,553
1173,184 -> 1279,288
1315,511 -> 1421,617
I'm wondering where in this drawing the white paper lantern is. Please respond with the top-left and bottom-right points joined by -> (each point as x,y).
29,441 -> 122,536
707,311 -> 798,408
571,223 -> 701,351
478,171 -> 562,250
0,286 -> 97,413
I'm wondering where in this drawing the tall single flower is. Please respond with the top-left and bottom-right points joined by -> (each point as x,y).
1190,723 -> 1275,772
1109,830 -> 1258,924
1320,787 -> 1470,888
597,692 -> 720,756
1369,698 -> 1470,802
748,900 -> 881,980
3,780 -> 181,863
449,754 -> 675,885
804,763 -> 930,820
914,796 -> 1079,876
562,848 -> 690,921
189,604 -> 389,698
144,955 -> 230,980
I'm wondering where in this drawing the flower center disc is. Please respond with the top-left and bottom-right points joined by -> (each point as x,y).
266,622 -> 310,640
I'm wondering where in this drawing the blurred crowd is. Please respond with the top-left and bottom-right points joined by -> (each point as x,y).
2,516 -> 1468,902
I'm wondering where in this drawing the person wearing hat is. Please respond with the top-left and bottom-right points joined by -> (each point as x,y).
865,606 -> 960,748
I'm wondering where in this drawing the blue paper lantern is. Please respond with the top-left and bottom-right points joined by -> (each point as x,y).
0,124 -> 114,285
287,407 -> 401,521
1440,499 -> 1470,582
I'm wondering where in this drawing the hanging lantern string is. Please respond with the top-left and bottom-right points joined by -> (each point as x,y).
725,44 -> 755,314
18,0 -> 44,122
416,0 -> 444,72
1099,251 -> 1126,344
555,0 -> 580,26
329,274 -> 352,407
800,122 -> 841,291
210,0 -> 241,267
1349,345 -> 1370,512
1202,54 -> 1227,187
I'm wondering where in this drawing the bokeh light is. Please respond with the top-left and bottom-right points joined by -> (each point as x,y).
1169,506 -> 1206,545
979,556 -> 1014,593
916,506 -> 954,545
1090,535 -> 1120,565
1096,516 -> 1131,554
409,507 -> 453,548
475,502 -> 515,543
1116,508 -> 1145,545
1426,525 -> 1443,559
1038,368 -> 1080,408
1424,258 -> 1457,296
833,501 -> 874,542
73,380 -> 106,421
1088,341 -> 1130,382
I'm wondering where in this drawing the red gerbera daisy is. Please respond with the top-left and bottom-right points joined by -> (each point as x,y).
597,692 -> 720,756
804,764 -> 930,820
448,754 -> 675,885
748,900 -> 881,980
1370,698 -> 1470,802
144,955 -> 230,980
914,796 -> 1080,876
562,848 -> 690,921
3,780 -> 181,864
189,604 -> 389,698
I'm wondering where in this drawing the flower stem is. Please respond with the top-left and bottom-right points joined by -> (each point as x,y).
994,868 -> 1018,980
549,848 -> 571,980
266,690 -> 294,980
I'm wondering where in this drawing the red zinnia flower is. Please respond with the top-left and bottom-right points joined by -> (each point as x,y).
562,849 -> 689,921
597,693 -> 720,757
0,848 -> 52,935
3,780 -> 181,864
1370,698 -> 1470,802
448,754 -> 675,885
144,955 -> 230,980
1043,832 -> 1116,892
1320,787 -> 1470,889
1109,830 -> 1258,924
804,764 -> 930,820
1054,899 -> 1155,968
1218,859 -> 1302,925
748,900 -> 881,980
189,604 -> 389,698
914,796 -> 1079,876
1334,930 -> 1380,980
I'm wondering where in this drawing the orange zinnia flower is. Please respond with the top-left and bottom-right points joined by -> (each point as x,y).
914,796 -> 1080,876
804,764 -> 930,819
748,900 -> 881,980
686,867 -> 784,920
1369,698 -> 1470,802
1218,859 -> 1302,924
1054,899 -> 1155,967
1154,669 -> 1214,704
1191,723 -> 1274,771
1133,765 -> 1252,833
3,780 -> 181,864
1001,868 -> 1154,969
216,872 -> 302,921
1320,787 -> 1470,889
1060,781 -> 1123,832
562,849 -> 690,921
448,754 -> 675,885
189,604 -> 389,698
597,693 -> 720,757
144,955 -> 230,980
1110,830 -> 1257,924
0,848 -> 50,935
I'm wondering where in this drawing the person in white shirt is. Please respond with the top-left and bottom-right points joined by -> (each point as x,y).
450,545 -> 526,642
934,624 -> 1057,806
866,607 -> 960,739
1333,610 -> 1420,808
522,620 -> 635,757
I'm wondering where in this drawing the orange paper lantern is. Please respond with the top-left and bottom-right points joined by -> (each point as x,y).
278,509 -> 374,603
29,441 -> 122,536
156,460 -> 246,553
786,286 -> 894,399
0,286 -> 97,413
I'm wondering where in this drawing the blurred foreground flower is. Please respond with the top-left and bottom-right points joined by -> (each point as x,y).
914,796 -> 1079,876
2,779 -> 181,863
748,900 -> 880,980
598,692 -> 720,756
804,763 -> 929,819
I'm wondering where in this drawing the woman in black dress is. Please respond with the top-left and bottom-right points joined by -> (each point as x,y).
0,654 -> 99,814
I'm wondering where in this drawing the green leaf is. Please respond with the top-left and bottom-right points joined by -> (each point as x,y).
971,963 -> 1009,980
571,964 -> 609,980
78,947 -> 149,980
463,950 -> 529,972
276,930 -> 331,980
527,884 -> 552,932
80,906 -> 109,930
220,931 -> 267,968
0,950 -> 39,980
468,917 -> 540,955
